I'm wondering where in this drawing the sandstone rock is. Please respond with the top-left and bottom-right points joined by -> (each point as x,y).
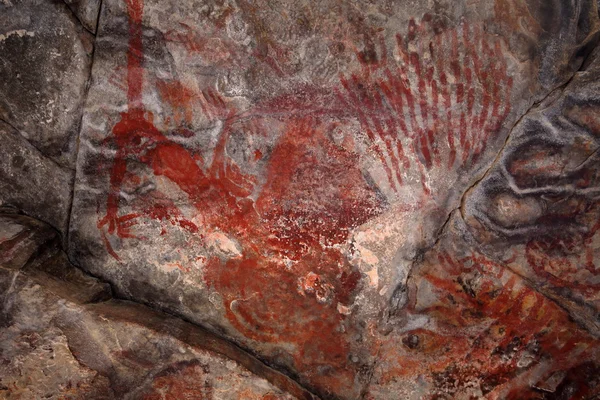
0,211 -> 311,399
0,0 -> 93,167
0,121 -> 73,237
67,0 -> 600,397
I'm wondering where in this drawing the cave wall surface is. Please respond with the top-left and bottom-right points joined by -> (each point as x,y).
1,0 -> 600,398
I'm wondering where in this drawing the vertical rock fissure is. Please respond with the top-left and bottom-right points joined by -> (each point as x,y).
66,0 -> 104,250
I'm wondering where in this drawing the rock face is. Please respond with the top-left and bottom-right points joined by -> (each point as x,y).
1,0 -> 600,398
0,0 -> 93,167
0,211 -> 313,399
0,122 -> 73,236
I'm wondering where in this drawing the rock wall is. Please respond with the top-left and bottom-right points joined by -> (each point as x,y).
1,0 -> 600,398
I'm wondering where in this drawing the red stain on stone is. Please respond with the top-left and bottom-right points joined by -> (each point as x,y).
95,6 -> 519,395
157,80 -> 196,126
202,115 -> 381,391
373,249 -> 600,397
526,221 -> 600,295
338,16 -> 513,196
142,360 -> 213,400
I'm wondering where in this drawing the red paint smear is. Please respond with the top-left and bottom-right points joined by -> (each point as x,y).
374,250 -> 599,397
201,116 -> 381,390
96,10 -> 519,395
338,17 -> 513,196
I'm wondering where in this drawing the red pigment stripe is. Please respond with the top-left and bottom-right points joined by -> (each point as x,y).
412,141 -> 431,195
395,34 -> 410,74
426,65 -> 440,165
399,52 -> 428,168
477,70 -> 498,159
411,52 -> 434,170
383,67 -> 412,138
459,112 -> 471,164
478,38 -> 493,137
434,32 -> 455,168
371,85 -> 405,184
126,0 -> 145,109
378,79 -> 411,171
358,74 -> 404,187
337,78 -> 398,192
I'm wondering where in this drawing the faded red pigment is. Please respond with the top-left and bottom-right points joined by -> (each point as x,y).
97,2 -> 515,393
338,16 -> 513,196
96,0 -> 382,391
369,250 -> 599,398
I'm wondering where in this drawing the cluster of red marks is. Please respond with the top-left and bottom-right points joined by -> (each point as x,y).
96,0 -> 380,391
141,360 -> 212,400
98,0 -> 253,259
157,80 -> 236,128
337,15 -> 513,195
163,20 -> 245,68
202,115 -> 380,392
381,250 -> 599,397
525,218 -> 600,295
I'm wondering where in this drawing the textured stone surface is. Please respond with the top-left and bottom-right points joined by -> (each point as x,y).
0,121 -> 73,236
0,0 -> 598,398
66,0 -> 600,397
364,213 -> 600,399
464,39 -> 600,339
0,212 -> 312,399
0,0 -> 93,167
64,0 -> 103,33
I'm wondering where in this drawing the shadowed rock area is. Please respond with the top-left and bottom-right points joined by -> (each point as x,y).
1,0 -> 600,398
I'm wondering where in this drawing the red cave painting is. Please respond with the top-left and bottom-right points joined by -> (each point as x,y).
525,220 -> 600,295
202,115 -> 379,388
97,0 -> 380,389
95,4 -> 517,390
97,0 -> 248,259
338,16 -> 513,195
375,251 -> 598,397
141,360 -> 213,400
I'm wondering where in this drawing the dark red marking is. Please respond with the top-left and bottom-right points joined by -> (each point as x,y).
338,16 -> 513,197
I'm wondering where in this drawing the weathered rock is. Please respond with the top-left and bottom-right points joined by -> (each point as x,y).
360,17 -> 600,399
0,211 -> 311,399
0,121 -> 73,236
364,213 -> 600,399
463,42 -> 600,335
64,0 -> 103,34
0,208 -> 56,270
67,0 -> 600,397
0,0 -> 93,167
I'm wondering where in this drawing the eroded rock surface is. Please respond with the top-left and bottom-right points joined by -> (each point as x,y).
0,0 -> 93,167
0,212 -> 312,399
463,44 -> 600,336
0,0 -> 599,398
0,122 -> 73,236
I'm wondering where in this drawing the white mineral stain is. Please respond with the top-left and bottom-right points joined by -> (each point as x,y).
0,29 -> 35,42
206,231 -> 242,258
352,231 -> 380,288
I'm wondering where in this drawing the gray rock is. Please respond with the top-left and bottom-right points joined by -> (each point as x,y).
0,121 -> 73,237
0,0 -> 93,167
64,0 -> 103,34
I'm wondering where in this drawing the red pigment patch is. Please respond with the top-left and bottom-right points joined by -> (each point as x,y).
337,16 -> 513,196
373,250 -> 599,397
142,360 -> 212,400
202,115 -> 381,390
